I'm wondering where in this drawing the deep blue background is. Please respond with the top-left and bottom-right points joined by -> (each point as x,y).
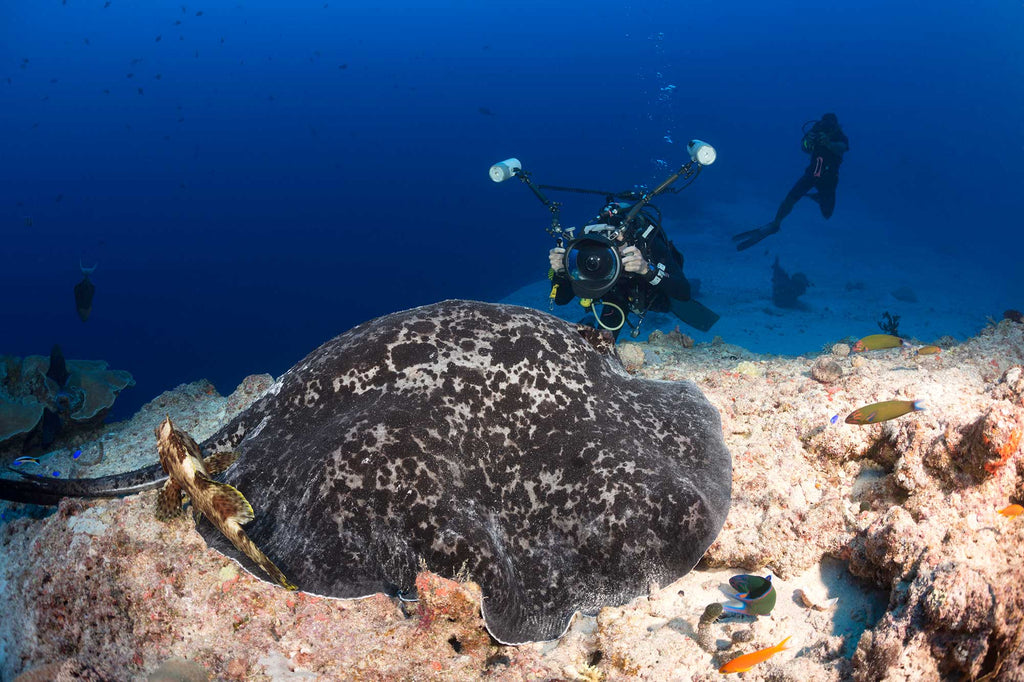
2,0 -> 1022,419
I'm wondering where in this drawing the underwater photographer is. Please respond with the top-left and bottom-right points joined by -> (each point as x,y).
546,200 -> 694,340
491,141 -> 720,339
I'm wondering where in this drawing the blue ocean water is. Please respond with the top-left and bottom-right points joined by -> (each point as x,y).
2,0 -> 1022,420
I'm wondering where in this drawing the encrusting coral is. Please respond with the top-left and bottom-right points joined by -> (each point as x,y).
0,354 -> 134,449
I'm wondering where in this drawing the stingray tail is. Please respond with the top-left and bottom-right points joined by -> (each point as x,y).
1,462 -> 168,505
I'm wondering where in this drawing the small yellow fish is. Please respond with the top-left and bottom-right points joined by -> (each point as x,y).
998,504 -> 1023,519
916,345 -> 941,356
719,636 -> 791,674
845,399 -> 924,425
852,334 -> 905,352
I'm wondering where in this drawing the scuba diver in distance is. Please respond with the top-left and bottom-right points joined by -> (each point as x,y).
74,260 -> 97,322
734,113 -> 849,251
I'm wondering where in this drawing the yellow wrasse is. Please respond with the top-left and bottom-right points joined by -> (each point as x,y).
845,400 -> 924,425
998,504 -> 1023,519
852,334 -> 905,352
719,636 -> 791,674
916,345 -> 942,356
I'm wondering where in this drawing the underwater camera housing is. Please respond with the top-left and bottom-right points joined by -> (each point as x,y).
563,226 -> 623,299
560,199 -> 658,299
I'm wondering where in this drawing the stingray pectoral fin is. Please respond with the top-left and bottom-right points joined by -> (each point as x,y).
156,480 -> 186,520
196,473 -> 254,525
201,450 -> 240,475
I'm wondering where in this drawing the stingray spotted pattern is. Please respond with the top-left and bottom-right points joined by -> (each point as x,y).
195,300 -> 731,644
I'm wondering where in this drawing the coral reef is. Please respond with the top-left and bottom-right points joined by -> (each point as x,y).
0,353 -> 134,451
877,311 -> 901,336
811,356 -> 844,384
1,319 -> 1023,680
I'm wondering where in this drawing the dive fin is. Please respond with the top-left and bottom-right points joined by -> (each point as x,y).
732,222 -> 780,251
668,298 -> 720,332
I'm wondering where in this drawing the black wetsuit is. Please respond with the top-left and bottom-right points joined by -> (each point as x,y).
773,120 -> 849,224
551,222 -> 691,339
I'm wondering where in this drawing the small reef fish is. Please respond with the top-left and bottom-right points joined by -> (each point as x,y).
74,260 -> 97,322
11,456 -> 40,467
719,636 -> 791,674
723,574 -> 776,616
998,504 -> 1023,519
916,345 -> 942,356
852,334 -> 905,352
845,400 -> 924,425
155,417 -> 297,590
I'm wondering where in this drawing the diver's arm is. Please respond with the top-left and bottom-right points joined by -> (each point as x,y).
641,262 -> 691,301
550,271 -> 576,305
548,247 -> 576,305
826,139 -> 848,155
638,241 -> 691,301
826,131 -> 849,156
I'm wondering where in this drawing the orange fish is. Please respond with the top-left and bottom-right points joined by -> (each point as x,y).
998,504 -> 1023,519
719,636 -> 791,674
916,345 -> 941,356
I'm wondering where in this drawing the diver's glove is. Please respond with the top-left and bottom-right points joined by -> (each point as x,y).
732,221 -> 780,251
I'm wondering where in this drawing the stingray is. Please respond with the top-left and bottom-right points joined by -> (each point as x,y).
2,300 -> 732,644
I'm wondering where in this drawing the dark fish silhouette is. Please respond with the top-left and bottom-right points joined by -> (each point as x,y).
478,107 -> 495,116
74,261 -> 97,322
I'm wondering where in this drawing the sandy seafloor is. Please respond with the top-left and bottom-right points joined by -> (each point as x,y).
1,199 -> 1022,681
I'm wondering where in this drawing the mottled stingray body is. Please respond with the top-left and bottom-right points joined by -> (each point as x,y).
197,300 -> 732,644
